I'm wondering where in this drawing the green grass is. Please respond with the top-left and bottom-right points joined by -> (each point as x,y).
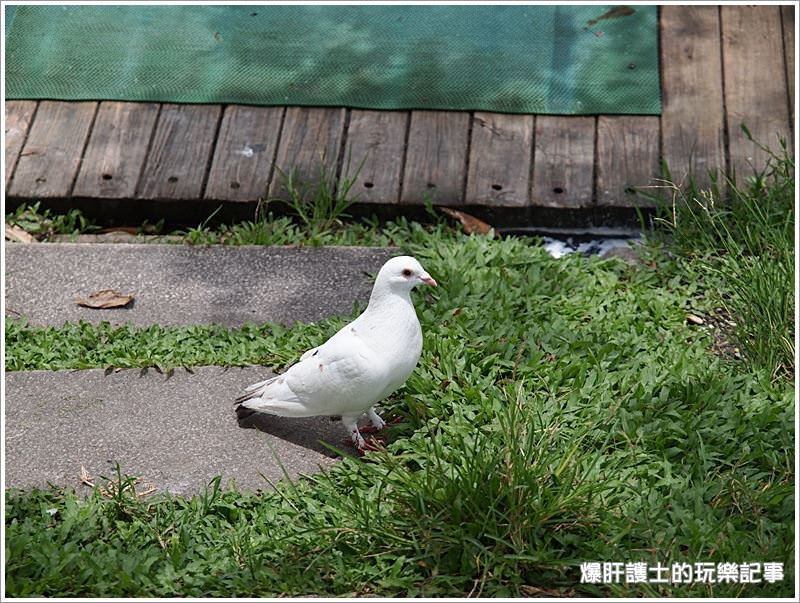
4,319 -> 343,373
5,229 -> 794,597
178,212 -> 456,247
5,201 -> 98,240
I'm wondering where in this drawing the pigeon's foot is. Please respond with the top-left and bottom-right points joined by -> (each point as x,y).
359,415 -> 403,434
356,436 -> 386,455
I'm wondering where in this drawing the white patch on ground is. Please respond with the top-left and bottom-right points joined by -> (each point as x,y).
541,236 -> 640,258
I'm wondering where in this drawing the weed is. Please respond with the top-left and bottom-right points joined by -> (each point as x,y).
5,201 -> 98,240
265,154 -> 365,240
646,134 -> 794,379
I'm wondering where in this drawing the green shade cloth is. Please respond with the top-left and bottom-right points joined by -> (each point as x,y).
5,5 -> 661,115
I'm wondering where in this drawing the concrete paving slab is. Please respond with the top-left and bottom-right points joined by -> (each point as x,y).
5,243 -> 397,327
5,366 -> 362,496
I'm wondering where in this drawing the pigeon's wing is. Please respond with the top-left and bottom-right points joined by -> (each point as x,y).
282,326 -> 389,416
237,324 -> 388,417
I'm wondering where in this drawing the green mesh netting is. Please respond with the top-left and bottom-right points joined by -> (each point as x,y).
5,5 -> 661,115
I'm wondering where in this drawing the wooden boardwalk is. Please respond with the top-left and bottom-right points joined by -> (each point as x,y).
4,6 -> 795,227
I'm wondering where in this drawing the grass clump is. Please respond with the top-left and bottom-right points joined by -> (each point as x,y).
650,135 -> 794,380
184,156 -> 373,246
5,201 -> 98,240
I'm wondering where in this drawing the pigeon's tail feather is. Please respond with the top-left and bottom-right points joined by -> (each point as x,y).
234,375 -> 281,405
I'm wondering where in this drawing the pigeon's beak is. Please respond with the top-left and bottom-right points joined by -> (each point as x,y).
420,274 -> 437,287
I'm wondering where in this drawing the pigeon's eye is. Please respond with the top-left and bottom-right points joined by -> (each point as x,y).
402,268 -> 413,277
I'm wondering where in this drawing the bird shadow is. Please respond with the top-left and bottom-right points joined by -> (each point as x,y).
237,414 -> 359,458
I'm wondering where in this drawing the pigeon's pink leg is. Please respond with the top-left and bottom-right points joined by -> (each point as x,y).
342,417 -> 386,455
358,409 -> 403,434
343,418 -> 367,450
357,437 -> 384,455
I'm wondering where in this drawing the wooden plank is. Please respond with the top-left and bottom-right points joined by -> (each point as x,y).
465,112 -> 533,207
72,102 -> 159,199
531,116 -> 595,208
8,101 -> 97,198
4,101 -> 37,188
596,116 -> 660,207
137,104 -> 221,200
342,110 -> 407,204
722,6 -> 791,178
660,6 -> 725,189
400,110 -> 469,205
782,5 -> 795,132
204,105 -> 284,202
268,107 -> 346,199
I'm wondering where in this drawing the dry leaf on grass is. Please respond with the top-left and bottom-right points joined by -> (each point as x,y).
5,224 -> 36,243
438,207 -> 494,236
80,465 -> 95,487
76,289 -> 134,309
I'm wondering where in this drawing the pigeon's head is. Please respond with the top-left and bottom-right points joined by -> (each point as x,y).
377,256 -> 437,292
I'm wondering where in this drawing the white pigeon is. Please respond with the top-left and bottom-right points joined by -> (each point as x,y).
235,255 -> 437,452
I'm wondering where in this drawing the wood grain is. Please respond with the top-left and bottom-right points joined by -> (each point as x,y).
4,100 -> 37,188
722,5 -> 791,178
72,102 -> 160,199
204,105 -> 284,202
531,116 -> 595,208
137,104 -> 221,200
8,101 -> 97,198
596,116 -> 660,207
400,110 -> 470,205
782,5 -> 795,133
660,6 -> 726,188
342,110 -> 407,204
268,107 -> 346,199
465,112 -> 533,207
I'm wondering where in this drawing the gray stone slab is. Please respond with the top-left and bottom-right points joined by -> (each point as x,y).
5,243 -> 397,327
5,366 -> 362,496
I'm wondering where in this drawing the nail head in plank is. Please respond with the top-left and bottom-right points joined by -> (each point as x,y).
73,102 -> 159,199
660,6 -> 725,189
204,106 -> 284,202
531,116 -> 595,208
343,110 -> 407,204
268,107 -> 346,199
722,6 -> 791,178
137,104 -> 222,200
4,100 -> 37,188
781,5 -> 795,132
596,116 -> 660,207
9,101 -> 97,198
465,112 -> 533,207
401,110 -> 469,205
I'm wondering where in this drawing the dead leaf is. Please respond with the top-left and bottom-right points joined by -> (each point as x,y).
137,485 -> 158,497
80,465 -> 95,487
76,289 -> 134,309
5,224 -> 36,243
438,207 -> 494,236
686,313 -> 705,325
